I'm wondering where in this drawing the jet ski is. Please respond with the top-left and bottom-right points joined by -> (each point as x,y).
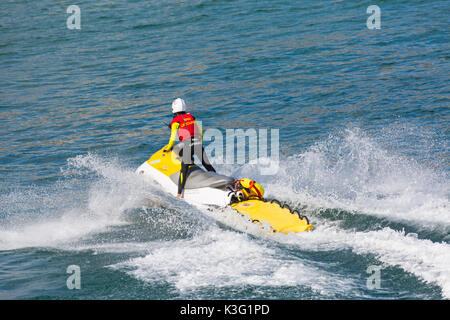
136,144 -> 313,234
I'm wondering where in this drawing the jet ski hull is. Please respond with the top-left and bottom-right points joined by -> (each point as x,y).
136,147 -> 233,207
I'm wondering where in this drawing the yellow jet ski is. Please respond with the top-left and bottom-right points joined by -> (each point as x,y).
136,145 -> 313,234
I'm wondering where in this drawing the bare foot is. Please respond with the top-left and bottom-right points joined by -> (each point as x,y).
177,194 -> 182,198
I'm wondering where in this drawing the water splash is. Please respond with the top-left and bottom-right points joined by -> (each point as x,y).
110,229 -> 357,298
223,128 -> 449,228
278,224 -> 450,299
0,154 -> 163,250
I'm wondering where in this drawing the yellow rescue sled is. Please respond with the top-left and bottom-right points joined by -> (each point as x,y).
231,199 -> 313,234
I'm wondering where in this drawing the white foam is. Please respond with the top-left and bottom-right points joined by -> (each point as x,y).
0,154 -> 163,251
110,229 -> 356,297
221,128 -> 449,228
0,209 -> 125,250
213,128 -> 450,298
278,223 -> 450,299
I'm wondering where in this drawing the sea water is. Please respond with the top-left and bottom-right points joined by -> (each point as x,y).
0,0 -> 448,299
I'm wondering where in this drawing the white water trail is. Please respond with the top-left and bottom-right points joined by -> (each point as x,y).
221,128 -> 449,228
0,153 -> 161,250
110,229 -> 358,297
215,127 -> 450,298
277,224 -> 450,299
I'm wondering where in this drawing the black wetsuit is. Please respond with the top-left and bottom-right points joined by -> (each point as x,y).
178,137 -> 216,195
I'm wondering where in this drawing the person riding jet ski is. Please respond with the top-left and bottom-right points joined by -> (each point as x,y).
163,98 -> 216,198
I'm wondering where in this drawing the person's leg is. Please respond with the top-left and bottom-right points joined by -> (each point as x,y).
177,141 -> 194,196
178,161 -> 189,196
198,146 -> 216,172
191,138 -> 214,172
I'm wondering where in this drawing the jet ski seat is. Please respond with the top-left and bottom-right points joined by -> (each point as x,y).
170,143 -> 235,189
170,166 -> 235,189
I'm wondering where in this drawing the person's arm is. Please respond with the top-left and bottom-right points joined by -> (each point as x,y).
164,122 -> 180,151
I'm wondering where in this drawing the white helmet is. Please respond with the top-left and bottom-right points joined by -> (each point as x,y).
171,98 -> 187,114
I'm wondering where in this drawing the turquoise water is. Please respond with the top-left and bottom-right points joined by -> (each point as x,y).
0,0 -> 449,299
